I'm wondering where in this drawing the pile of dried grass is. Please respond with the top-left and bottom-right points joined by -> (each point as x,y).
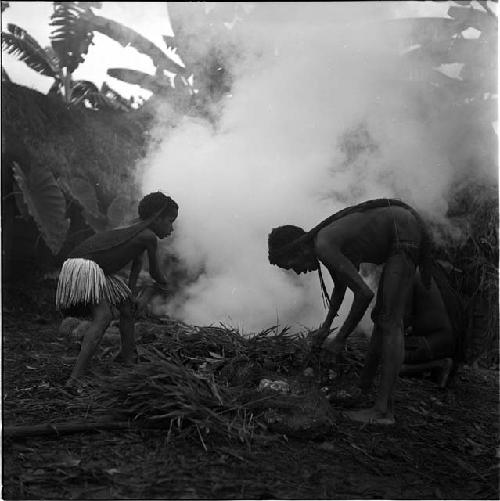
84,322 -> 320,445
139,321 -> 311,385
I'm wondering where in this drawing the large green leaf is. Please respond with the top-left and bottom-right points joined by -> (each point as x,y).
12,162 -> 69,255
107,68 -> 172,94
12,179 -> 30,220
68,178 -> 101,217
59,177 -> 107,231
1,24 -> 58,77
88,14 -> 186,75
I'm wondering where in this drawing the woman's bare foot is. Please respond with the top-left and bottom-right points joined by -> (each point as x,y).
344,406 -> 395,425
64,377 -> 86,394
114,350 -> 139,366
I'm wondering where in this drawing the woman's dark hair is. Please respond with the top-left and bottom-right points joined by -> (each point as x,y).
138,191 -> 178,220
268,225 -> 306,265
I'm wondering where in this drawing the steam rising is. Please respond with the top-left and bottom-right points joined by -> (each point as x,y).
141,3 -> 496,332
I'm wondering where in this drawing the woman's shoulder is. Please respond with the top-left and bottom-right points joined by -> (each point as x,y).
133,226 -> 157,243
69,221 -> 153,256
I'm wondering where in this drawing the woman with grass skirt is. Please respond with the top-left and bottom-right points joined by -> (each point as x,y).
56,191 -> 178,387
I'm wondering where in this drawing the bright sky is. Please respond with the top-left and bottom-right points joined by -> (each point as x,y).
1,1 -> 456,101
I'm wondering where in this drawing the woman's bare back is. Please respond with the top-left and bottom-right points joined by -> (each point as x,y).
315,206 -> 422,265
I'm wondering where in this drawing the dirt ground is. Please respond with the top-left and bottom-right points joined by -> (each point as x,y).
2,280 -> 499,500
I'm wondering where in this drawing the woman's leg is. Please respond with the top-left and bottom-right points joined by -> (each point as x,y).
346,253 -> 415,423
359,325 -> 383,391
374,254 -> 415,414
66,301 -> 113,385
116,298 -> 137,364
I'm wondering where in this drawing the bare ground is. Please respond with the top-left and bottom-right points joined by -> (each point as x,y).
2,280 -> 499,500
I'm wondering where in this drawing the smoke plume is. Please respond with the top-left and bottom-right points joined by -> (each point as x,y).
141,3 -> 496,333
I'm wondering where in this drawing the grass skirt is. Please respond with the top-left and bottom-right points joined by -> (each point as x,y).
56,258 -> 130,317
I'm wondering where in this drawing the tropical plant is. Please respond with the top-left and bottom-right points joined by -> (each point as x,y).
78,10 -> 193,111
0,2 -> 126,108
11,161 -> 70,255
393,1 -> 498,364
100,81 -> 135,111
165,3 -> 250,121
86,12 -> 186,76
80,4 -> 250,117
391,1 -> 497,116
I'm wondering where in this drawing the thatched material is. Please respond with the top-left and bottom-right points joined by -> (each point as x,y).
55,258 -> 130,312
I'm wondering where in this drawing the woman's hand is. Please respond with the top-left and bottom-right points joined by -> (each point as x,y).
310,325 -> 331,350
323,336 -> 347,356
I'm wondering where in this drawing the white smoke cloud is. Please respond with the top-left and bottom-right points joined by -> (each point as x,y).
141,2 -> 495,333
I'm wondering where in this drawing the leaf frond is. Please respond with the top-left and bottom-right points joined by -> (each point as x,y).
50,2 -> 94,74
91,15 -> 186,75
107,67 -> 172,95
1,30 -> 57,77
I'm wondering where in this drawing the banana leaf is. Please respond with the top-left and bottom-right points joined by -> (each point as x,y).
2,24 -> 58,77
50,2 -> 95,74
12,162 -> 69,255
107,68 -> 173,95
89,14 -> 186,75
